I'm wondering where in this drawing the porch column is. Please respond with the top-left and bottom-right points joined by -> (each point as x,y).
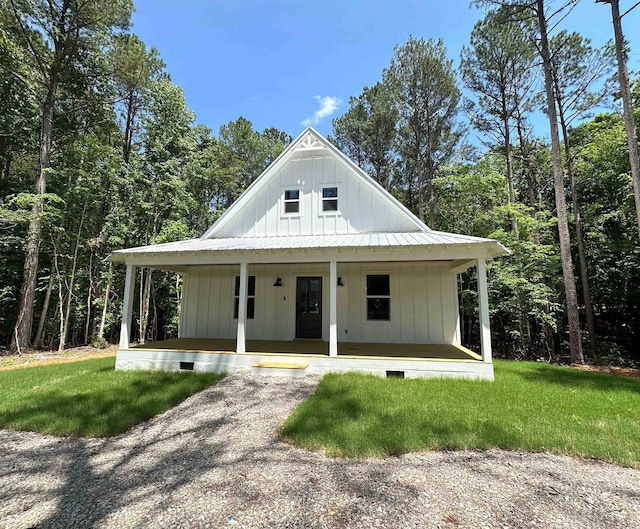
236,261 -> 248,354
329,260 -> 338,357
452,272 -> 461,345
119,263 -> 136,349
477,258 -> 492,363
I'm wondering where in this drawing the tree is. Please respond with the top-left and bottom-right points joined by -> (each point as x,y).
461,8 -> 537,230
596,0 -> 640,239
383,36 -> 463,225
110,33 -> 164,164
475,0 -> 584,363
549,31 -> 615,357
7,0 -> 132,353
332,83 -> 398,190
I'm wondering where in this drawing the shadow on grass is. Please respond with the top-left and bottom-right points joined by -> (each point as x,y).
282,375 -> 519,457
0,363 -> 225,437
509,362 -> 640,393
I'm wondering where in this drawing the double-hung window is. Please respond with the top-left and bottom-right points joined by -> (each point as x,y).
234,275 -> 256,319
283,189 -> 300,214
321,186 -> 338,212
366,275 -> 390,321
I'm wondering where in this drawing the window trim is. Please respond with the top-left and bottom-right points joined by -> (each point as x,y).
319,185 -> 340,215
282,187 -> 301,217
233,275 -> 256,320
366,274 -> 391,321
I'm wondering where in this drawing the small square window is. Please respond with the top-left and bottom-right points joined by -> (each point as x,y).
322,186 -> 338,212
284,189 -> 300,214
367,275 -> 390,296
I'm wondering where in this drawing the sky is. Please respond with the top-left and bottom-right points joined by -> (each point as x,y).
131,0 -> 640,141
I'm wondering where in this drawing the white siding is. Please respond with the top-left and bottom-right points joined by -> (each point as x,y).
214,152 -> 419,238
181,262 -> 457,345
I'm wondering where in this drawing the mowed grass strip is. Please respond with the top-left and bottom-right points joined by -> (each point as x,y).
0,357 -> 224,437
281,360 -> 640,467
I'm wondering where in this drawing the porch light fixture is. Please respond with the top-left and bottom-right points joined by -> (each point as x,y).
273,277 -> 282,287
337,277 -> 344,286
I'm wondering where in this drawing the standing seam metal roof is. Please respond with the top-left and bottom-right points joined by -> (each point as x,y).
110,231 -> 509,261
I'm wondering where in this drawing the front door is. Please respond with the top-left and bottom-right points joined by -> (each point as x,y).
296,277 -> 322,339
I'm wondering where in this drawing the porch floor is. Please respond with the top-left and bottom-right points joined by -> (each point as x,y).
131,338 -> 480,361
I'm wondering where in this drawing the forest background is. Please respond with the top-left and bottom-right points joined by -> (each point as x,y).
0,0 -> 638,364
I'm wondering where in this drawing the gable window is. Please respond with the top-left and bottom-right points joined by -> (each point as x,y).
283,189 -> 300,214
366,274 -> 390,321
234,275 -> 256,319
322,186 -> 338,212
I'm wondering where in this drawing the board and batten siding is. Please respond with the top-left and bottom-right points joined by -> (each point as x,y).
212,152 -> 418,238
180,263 -> 459,345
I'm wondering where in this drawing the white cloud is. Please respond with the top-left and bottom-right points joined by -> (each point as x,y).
301,95 -> 342,126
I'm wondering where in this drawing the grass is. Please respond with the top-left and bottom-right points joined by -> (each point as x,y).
0,357 -> 224,437
281,360 -> 640,468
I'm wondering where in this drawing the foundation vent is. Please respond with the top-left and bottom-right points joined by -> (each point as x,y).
386,370 -> 405,379
179,361 -> 195,371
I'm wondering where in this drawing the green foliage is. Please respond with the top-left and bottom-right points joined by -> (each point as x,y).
0,357 -> 224,437
281,362 -> 640,467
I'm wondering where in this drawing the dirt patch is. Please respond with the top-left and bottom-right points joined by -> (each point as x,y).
0,344 -> 118,371
572,363 -> 640,380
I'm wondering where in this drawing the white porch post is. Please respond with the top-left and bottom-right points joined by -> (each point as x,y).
452,272 -> 461,345
477,258 -> 492,363
329,260 -> 338,357
236,261 -> 248,353
119,263 -> 136,349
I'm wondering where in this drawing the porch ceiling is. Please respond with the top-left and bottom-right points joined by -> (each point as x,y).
131,338 -> 480,361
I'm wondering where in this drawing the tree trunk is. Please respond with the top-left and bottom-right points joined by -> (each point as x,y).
84,250 -> 94,345
558,102 -> 598,359
33,271 -> 54,349
139,268 -> 152,344
60,204 -> 86,351
536,0 -> 584,364
503,108 -> 518,232
604,0 -> 640,238
52,243 -> 65,353
10,76 -> 59,353
123,91 -> 135,164
97,262 -> 112,341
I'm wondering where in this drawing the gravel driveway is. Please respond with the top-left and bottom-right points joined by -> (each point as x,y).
1,373 -> 638,529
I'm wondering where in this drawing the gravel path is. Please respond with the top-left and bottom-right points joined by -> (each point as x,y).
1,373 -> 638,529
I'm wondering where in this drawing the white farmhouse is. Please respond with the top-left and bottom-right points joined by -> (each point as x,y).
111,127 -> 508,379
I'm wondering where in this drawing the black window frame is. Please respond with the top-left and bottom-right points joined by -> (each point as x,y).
283,188 -> 300,214
233,275 -> 256,319
366,274 -> 390,321
321,186 -> 339,212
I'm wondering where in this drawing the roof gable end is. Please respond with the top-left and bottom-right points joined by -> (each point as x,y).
202,127 -> 428,239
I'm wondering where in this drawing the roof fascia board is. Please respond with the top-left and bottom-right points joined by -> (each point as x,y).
120,245 -> 496,267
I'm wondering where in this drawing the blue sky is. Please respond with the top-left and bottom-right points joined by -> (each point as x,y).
131,0 -> 640,140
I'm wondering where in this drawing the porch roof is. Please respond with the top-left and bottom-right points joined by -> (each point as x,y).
110,231 -> 509,263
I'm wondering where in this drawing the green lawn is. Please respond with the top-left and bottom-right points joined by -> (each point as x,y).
281,360 -> 640,468
0,357 -> 224,437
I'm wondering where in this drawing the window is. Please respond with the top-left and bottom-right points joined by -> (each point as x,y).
366,274 -> 390,321
283,189 -> 300,214
322,186 -> 338,212
234,275 -> 256,319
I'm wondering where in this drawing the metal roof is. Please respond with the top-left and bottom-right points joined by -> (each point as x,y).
110,231 -> 509,262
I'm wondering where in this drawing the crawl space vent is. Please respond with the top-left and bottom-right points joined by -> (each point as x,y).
179,361 -> 194,371
386,370 -> 405,378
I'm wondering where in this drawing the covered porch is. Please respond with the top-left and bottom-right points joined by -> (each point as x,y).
116,337 -> 492,379
111,232 -> 506,380
130,337 -> 481,360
